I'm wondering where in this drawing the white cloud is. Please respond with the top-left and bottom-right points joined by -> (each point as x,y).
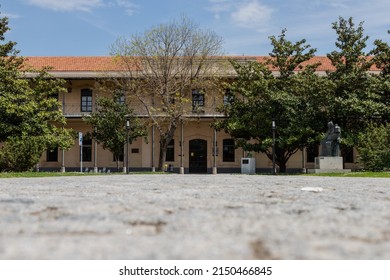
207,0 -> 273,32
116,0 -> 138,16
208,0 -> 233,14
25,0 -> 104,12
329,2 -> 349,9
231,0 -> 273,32
24,0 -> 138,16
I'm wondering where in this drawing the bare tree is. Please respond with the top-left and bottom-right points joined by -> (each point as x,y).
110,16 -> 224,171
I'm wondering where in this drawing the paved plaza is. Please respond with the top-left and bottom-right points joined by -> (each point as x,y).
0,174 -> 389,259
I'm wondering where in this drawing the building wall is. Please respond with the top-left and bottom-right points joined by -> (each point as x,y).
36,78 -> 360,173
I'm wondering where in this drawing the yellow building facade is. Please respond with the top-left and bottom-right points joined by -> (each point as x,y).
24,56 -> 373,173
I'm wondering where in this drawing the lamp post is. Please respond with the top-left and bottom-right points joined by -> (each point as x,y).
272,120 -> 276,175
125,115 -> 130,174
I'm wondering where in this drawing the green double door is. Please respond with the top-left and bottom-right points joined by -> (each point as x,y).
189,139 -> 207,173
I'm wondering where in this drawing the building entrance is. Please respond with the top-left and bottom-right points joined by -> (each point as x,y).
189,139 -> 207,173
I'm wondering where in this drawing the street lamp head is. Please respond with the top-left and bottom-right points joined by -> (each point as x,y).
272,120 -> 276,129
125,115 -> 130,129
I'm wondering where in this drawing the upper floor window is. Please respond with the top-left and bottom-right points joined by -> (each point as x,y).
118,95 -> 125,105
81,89 -> 93,112
223,89 -> 234,105
192,89 -> 205,112
115,89 -> 125,105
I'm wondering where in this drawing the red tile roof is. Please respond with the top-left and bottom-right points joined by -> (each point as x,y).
23,56 -> 380,73
24,56 -> 129,72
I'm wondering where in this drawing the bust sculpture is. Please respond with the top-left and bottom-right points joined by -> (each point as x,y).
320,121 -> 341,157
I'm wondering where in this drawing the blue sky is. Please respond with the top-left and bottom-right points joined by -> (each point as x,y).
2,0 -> 390,56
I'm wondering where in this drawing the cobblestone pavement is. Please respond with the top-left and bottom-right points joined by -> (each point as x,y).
0,174 -> 389,259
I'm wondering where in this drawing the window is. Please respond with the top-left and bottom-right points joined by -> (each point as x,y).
342,146 -> 354,163
81,139 -> 92,162
192,89 -> 205,112
81,89 -> 93,112
118,95 -> 125,105
113,150 -> 124,162
223,89 -> 234,105
115,90 -> 125,105
46,147 -> 58,162
223,139 -> 235,162
306,144 -> 319,163
166,139 -> 174,162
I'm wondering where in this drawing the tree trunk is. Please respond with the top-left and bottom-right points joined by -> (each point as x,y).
277,150 -> 288,173
278,161 -> 287,173
158,139 -> 168,171
157,124 -> 177,171
266,149 -> 288,173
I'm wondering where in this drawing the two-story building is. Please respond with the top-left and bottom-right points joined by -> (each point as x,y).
23,56 -> 378,173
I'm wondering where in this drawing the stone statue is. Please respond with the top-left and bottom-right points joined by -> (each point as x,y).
320,121 -> 341,157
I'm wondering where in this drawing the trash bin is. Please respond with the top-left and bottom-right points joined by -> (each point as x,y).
241,158 -> 255,174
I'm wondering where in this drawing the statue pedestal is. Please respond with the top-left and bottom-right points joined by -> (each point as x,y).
307,156 -> 351,174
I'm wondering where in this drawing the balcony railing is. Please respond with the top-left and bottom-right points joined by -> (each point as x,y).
62,104 -> 93,117
61,103 -> 224,118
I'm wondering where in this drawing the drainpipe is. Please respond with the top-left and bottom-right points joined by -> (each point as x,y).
180,120 -> 184,174
212,127 -> 217,174
151,125 -> 155,172
93,127 -> 98,173
61,92 -> 66,173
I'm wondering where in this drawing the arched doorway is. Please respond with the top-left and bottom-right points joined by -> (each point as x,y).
189,139 -> 207,173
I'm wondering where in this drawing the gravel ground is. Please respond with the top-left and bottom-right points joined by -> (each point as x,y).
0,174 -> 389,260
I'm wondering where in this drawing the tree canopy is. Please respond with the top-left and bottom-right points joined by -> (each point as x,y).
84,90 -> 146,169
216,18 -> 389,173
0,12 -> 74,171
216,29 -> 332,172
326,17 -> 386,149
110,16 -> 224,170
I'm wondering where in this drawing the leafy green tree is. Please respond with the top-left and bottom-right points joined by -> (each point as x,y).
84,90 -> 146,169
371,30 -> 390,122
357,123 -> 390,171
0,12 -> 74,171
372,31 -> 390,76
355,30 -> 390,171
326,17 -> 386,152
216,30 -> 331,172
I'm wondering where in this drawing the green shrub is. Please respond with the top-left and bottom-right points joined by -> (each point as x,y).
357,123 -> 390,171
0,136 -> 47,172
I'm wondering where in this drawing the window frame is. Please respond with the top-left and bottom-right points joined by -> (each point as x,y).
223,89 -> 234,106
222,139 -> 235,162
165,139 -> 175,162
306,144 -> 319,163
113,150 -> 124,162
81,138 -> 92,162
81,88 -> 93,112
46,147 -> 58,162
192,89 -> 205,112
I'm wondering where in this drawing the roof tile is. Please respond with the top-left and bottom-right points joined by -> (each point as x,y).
23,56 -> 380,72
